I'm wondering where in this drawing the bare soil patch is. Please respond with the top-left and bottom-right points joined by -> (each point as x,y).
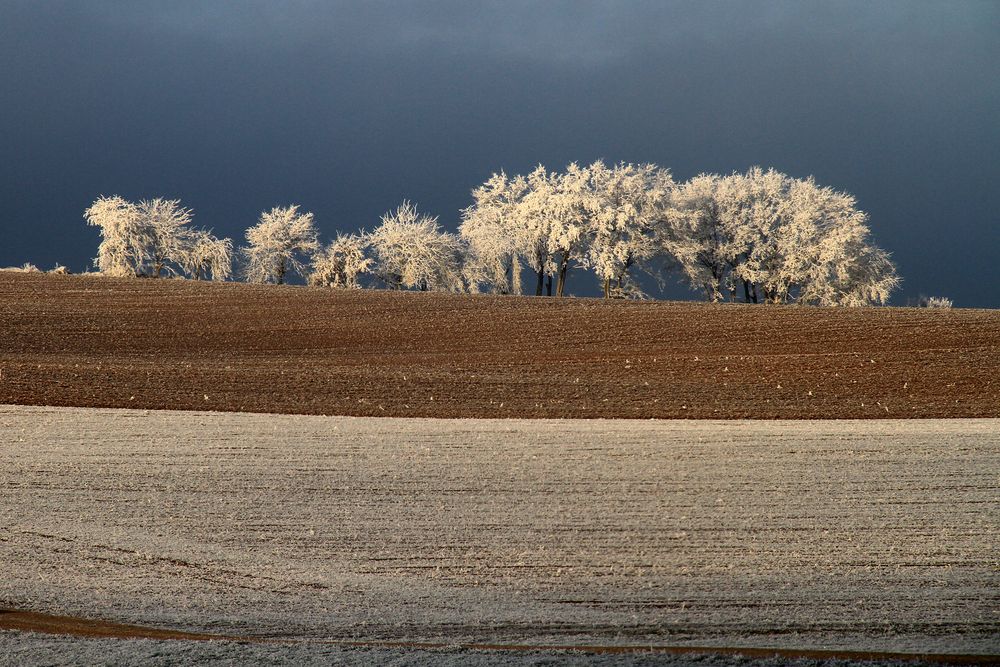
0,609 -> 221,641
0,273 -> 997,418
0,610 -> 992,666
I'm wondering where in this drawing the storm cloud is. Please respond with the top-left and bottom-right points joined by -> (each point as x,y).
1,0 -> 997,304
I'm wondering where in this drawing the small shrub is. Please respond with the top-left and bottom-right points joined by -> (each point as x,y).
918,295 -> 953,309
0,263 -> 41,273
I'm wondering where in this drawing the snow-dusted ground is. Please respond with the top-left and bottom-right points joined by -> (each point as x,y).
1,406 -> 997,662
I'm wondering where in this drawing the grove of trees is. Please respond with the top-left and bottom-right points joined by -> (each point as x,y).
80,162 -> 901,305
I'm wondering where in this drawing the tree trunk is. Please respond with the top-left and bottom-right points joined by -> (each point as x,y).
546,274 -> 552,296
604,278 -> 611,299
556,255 -> 570,297
535,269 -> 544,296
743,279 -> 752,303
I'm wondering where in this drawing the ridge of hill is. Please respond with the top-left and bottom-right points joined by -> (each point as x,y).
1,272 -> 997,418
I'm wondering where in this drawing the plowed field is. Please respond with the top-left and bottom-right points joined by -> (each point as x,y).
1,272 -> 997,418
2,406 -> 997,657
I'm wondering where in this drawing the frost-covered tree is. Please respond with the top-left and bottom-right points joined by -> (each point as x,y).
309,233 -> 372,288
512,163 -> 593,297
828,244 -> 899,306
84,196 -> 155,277
242,205 -> 320,284
518,165 -> 561,296
662,173 -> 729,301
369,201 -> 467,292
666,168 -> 898,305
549,163 -> 595,297
724,170 -> 899,306
585,161 -> 673,298
464,161 -> 678,299
713,167 -> 790,303
459,171 -> 529,295
138,198 -> 194,278
179,230 -> 233,281
778,176 -> 899,306
85,195 -> 224,279
463,164 -> 601,298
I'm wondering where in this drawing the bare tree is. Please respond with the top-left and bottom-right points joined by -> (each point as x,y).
242,205 -> 320,284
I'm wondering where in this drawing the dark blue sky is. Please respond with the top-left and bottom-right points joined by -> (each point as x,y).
2,1 -> 997,305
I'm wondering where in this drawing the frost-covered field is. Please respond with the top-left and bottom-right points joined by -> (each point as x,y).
1,406 -> 997,663
0,633 -> 950,667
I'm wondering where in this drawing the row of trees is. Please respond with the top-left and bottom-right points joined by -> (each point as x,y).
84,162 -> 900,305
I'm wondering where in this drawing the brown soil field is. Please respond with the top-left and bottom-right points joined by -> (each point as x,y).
1,272 -> 997,418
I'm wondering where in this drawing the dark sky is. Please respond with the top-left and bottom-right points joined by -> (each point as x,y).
2,0 -> 997,305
